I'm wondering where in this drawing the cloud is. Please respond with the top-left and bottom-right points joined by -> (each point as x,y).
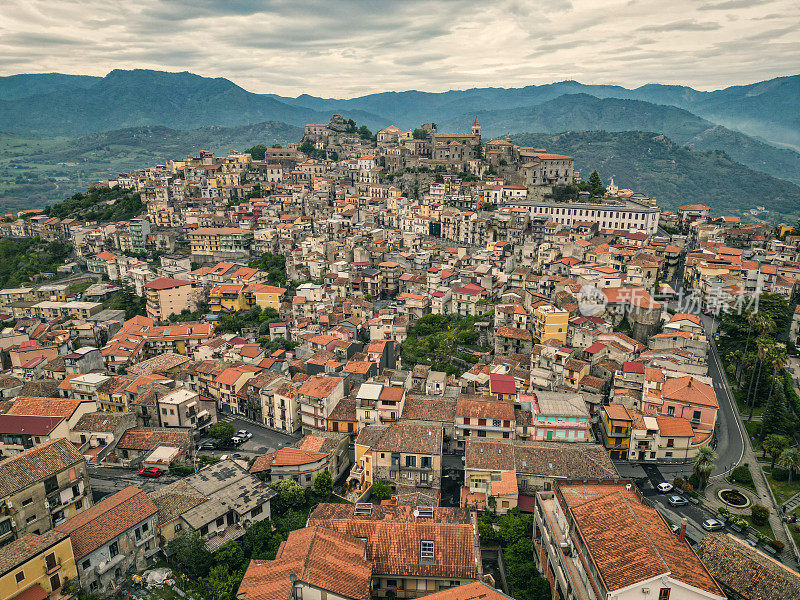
637,19 -> 722,32
0,0 -> 796,96
698,0 -> 771,9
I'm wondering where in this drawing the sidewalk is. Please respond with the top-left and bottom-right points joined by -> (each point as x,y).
737,431 -> 798,570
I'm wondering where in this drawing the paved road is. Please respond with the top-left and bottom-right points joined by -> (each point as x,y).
88,464 -> 183,499
211,415 -> 302,456
702,313 -> 748,478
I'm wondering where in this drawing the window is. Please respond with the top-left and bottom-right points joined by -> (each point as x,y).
142,521 -> 149,533
667,406 -> 675,416
420,456 -> 432,469
405,455 -> 417,468
667,438 -> 674,448
21,498 -> 33,507
216,517 -> 224,527
492,419 -> 501,427
15,571 -> 25,584
26,514 -> 36,524
421,540 -> 435,561
174,523 -> 183,533
659,589 -> 670,600
109,541 -> 119,558
45,552 -> 57,570
251,505 -> 263,518
478,430 -> 486,438
82,560 -> 91,570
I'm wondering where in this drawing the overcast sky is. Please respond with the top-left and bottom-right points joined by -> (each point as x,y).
1,0 -> 798,97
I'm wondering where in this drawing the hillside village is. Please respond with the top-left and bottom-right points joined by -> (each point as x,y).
1,114 -> 800,600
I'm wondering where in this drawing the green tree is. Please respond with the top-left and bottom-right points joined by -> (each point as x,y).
357,125 -> 373,140
763,434 -> 792,468
751,504 -> 769,526
204,564 -> 241,600
269,479 -> 308,513
209,422 -> 236,445
313,470 -> 333,500
271,143 -> 283,148
214,540 -> 246,572
245,144 -> 267,160
168,531 -> 213,579
371,479 -> 392,502
299,141 -> 316,155
693,446 -> 717,490
778,447 -> 800,485
587,169 -> 605,196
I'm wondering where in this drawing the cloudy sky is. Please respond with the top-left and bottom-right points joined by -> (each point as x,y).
1,0 -> 798,97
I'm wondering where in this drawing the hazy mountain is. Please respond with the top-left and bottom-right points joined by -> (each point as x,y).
440,94 -> 800,183
0,69 -> 384,137
510,131 -> 800,222
0,73 -> 100,101
0,121 -> 303,211
271,75 -> 800,150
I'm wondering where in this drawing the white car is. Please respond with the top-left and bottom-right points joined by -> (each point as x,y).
657,482 -> 674,493
237,429 -> 253,440
702,518 -> 725,531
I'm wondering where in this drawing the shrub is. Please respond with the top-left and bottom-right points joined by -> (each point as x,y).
751,504 -> 770,526
681,482 -> 694,493
673,477 -> 685,488
771,539 -> 785,551
731,465 -> 754,487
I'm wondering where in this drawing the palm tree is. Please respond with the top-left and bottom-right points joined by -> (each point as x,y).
748,337 -> 773,420
694,446 -> 717,490
778,447 -> 800,485
737,310 -> 758,385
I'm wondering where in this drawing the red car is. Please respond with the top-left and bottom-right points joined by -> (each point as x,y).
138,466 -> 163,478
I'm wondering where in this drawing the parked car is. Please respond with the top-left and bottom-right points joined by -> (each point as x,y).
668,495 -> 688,506
237,429 -> 253,440
657,482 -> 674,493
702,518 -> 725,531
138,466 -> 163,478
198,441 -> 217,451
230,435 -> 244,446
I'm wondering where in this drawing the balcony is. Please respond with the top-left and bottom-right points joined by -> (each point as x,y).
97,552 -> 125,575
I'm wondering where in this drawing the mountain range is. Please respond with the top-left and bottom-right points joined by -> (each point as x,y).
0,68 -> 799,220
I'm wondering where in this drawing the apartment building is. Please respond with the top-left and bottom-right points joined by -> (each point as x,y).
0,439 -> 93,547
532,304 -> 569,345
307,503 -> 481,599
143,278 -> 201,321
157,388 -> 216,434
297,376 -> 345,434
56,486 -> 158,595
188,227 -> 252,260
0,530 -> 77,600
454,397 -> 515,448
533,481 -> 725,600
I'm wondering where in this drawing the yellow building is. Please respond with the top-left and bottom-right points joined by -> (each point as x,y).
532,303 -> 569,344
209,283 -> 286,313
599,404 -> 632,460
0,531 -> 77,600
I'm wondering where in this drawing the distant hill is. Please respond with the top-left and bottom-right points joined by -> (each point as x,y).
0,121 -> 303,211
509,131 -> 800,223
0,73 -> 100,100
0,69 -> 383,137
440,94 -> 800,183
270,74 -> 800,150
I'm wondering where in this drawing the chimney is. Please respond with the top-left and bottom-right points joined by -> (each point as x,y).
679,518 -> 687,542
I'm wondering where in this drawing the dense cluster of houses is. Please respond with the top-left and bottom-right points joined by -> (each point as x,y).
1,115 -> 799,600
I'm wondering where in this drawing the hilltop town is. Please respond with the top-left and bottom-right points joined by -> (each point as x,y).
0,114 -> 799,600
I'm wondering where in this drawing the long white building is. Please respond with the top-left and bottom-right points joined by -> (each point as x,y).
510,199 -> 660,234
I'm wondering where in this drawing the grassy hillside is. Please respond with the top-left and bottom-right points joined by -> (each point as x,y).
510,131 -> 800,223
442,95 -> 800,183
0,121 -> 303,211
